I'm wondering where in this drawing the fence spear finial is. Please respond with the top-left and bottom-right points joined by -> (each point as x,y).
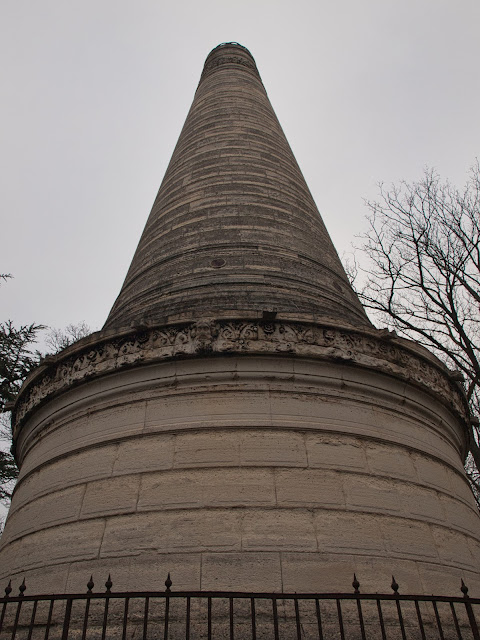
19,578 -> 26,597
352,573 -> 360,594
391,576 -> 399,595
87,576 -> 94,593
105,574 -> 113,593
4,580 -> 12,598
461,579 -> 469,598
165,573 -> 172,593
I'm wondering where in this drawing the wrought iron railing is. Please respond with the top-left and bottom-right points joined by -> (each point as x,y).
0,574 -> 479,639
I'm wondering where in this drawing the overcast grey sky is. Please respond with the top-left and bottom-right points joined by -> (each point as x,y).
1,0 -> 479,336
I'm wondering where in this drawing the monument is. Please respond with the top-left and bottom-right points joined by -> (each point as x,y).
0,43 -> 479,602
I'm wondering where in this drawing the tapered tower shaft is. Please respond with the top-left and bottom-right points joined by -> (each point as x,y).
105,43 -> 369,330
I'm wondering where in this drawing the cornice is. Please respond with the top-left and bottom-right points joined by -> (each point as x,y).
11,318 -> 469,442
12,318 -> 468,438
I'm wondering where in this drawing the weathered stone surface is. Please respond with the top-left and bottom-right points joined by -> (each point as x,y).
1,485 -> 85,545
275,469 -> 344,507
12,444 -> 117,505
113,434 -> 175,474
81,475 -> 141,517
343,476 -> 404,515
138,468 -> 276,510
382,518 -> 439,559
306,434 -> 368,472
242,509 -> 317,551
314,511 -> 386,555
0,44 -> 478,601
103,43 -> 370,331
2,351 -> 478,593
201,552 -> 282,591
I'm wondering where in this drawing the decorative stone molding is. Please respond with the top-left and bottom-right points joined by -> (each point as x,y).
11,319 -> 469,440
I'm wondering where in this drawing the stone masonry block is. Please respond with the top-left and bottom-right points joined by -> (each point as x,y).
353,557 -> 423,594
306,434 -> 368,471
81,475 -> 140,517
343,476 -> 404,515
174,431 -> 241,467
448,470 -> 479,509
413,454 -> 453,493
88,402 -> 146,441
364,443 -> 417,481
398,484 -> 445,523
113,434 -> 175,475
13,445 -> 117,506
275,468 -> 344,507
138,468 -> 275,511
5,520 -> 105,574
241,509 -> 317,551
240,430 -> 307,466
65,552 -> 202,592
101,510 -> 242,557
281,553 -> 355,592
417,561 -> 479,598
314,511 -> 385,554
138,470 -> 200,510
431,526 -> 476,568
382,517 -> 439,559
145,390 -> 270,431
439,495 -> 480,537
1,485 -> 84,545
201,552 -> 282,591
25,403 -> 145,470
467,538 -> 480,579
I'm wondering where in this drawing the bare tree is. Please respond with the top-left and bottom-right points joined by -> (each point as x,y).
45,321 -> 91,354
355,162 -> 480,497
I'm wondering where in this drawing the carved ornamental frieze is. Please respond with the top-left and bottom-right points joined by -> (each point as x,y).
12,319 -> 469,434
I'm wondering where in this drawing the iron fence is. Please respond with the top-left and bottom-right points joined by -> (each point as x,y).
0,574 -> 479,639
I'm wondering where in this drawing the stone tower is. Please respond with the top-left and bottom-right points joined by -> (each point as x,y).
1,43 -> 479,596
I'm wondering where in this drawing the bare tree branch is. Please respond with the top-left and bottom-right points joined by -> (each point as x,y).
355,162 -> 480,505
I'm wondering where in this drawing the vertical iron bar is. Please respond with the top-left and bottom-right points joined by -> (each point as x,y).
464,598 -> 480,640
27,600 -> 38,640
164,594 -> 170,640
294,598 -> 302,640
356,598 -> 366,640
207,596 -> 212,640
433,600 -> 445,640
101,596 -> 110,640
395,599 -> 407,640
122,597 -> 130,640
10,599 -> 22,640
376,599 -> 387,640
143,596 -> 150,640
414,600 -> 426,640
336,599 -> 345,640
229,597 -> 234,640
61,598 -> 72,640
81,597 -> 91,640
250,597 -> 256,640
0,602 -> 7,634
185,596 -> 191,640
315,599 -> 324,640
44,599 -> 54,640
272,598 -> 279,640
449,602 -> 463,640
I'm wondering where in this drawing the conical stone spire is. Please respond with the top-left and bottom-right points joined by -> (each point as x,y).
104,43 -> 370,331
